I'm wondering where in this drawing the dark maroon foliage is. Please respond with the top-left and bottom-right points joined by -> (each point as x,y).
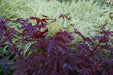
59,14 -> 71,21
0,13 -> 113,75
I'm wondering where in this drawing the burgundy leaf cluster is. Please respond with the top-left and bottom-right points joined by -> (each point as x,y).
0,13 -> 113,75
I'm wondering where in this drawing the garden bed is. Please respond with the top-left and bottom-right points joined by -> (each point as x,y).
0,0 -> 113,75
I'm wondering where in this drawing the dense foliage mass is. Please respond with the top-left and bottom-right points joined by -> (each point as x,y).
0,13 -> 113,75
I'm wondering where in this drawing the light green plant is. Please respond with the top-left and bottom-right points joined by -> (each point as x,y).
0,0 -> 113,55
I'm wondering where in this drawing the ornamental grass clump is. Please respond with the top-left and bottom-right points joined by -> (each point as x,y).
0,12 -> 113,75
0,0 -> 113,37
